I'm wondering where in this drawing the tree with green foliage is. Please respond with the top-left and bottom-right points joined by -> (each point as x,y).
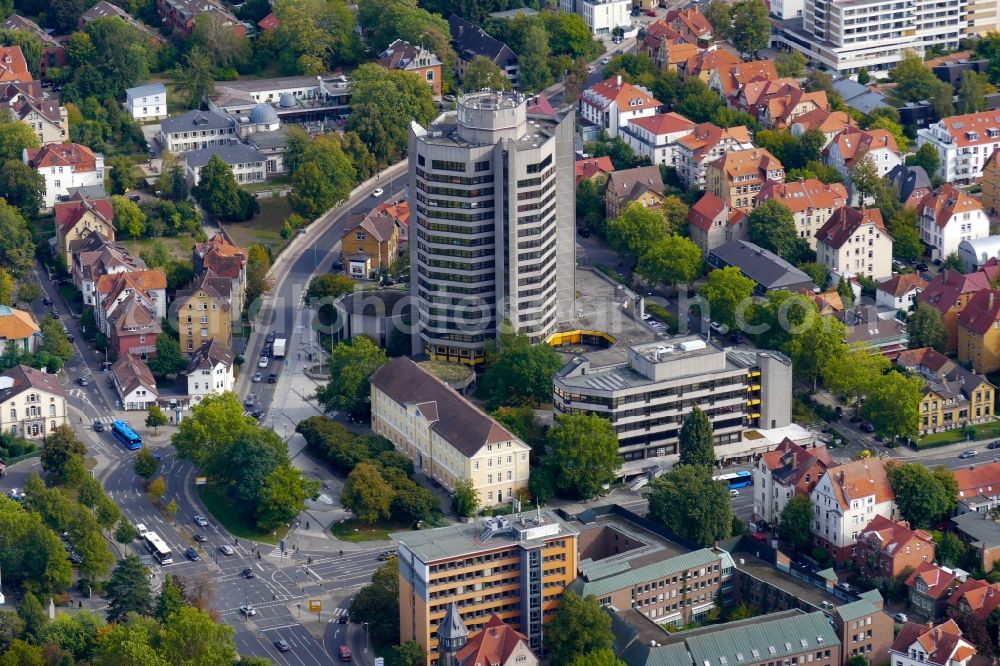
104,555 -> 152,622
674,76 -> 725,124
958,70 -> 990,114
638,234 -> 703,288
822,343 -> 890,405
256,464 -> 320,530
40,425 -> 87,483
463,55 -> 511,91
39,317 -> 73,365
481,330 -> 563,408
75,527 -> 115,583
192,155 -> 257,222
647,464 -> 734,546
862,371 -> 924,439
145,405 -> 168,434
65,17 -> 151,101
148,335 -> 187,377
173,47 -> 216,110
546,590 -> 615,665
17,590 -> 46,643
172,393 -> 257,471
308,273 -> 356,302
749,200 -> 801,261
155,576 -> 186,623
106,156 -> 139,195
159,605 -> 238,666
545,414 -> 621,500
347,63 -> 435,163
784,316 -> 848,390
941,253 -> 965,272
452,479 -> 480,518
0,639 -> 42,666
94,615 -> 169,666
704,0 -> 733,38
678,407 -> 715,467
908,303 -> 948,352
568,649 -> 628,666
888,208 -> 924,263
41,609 -> 104,662
937,532 -> 966,567
0,110 -> 38,162
869,116 -> 909,153
890,50 -> 944,103
113,196 -> 148,238
316,337 -> 389,416
887,463 -> 958,529
342,463 -> 393,523
393,641 -> 426,666
778,495 -> 813,551
775,51 -> 808,78
730,0 -> 770,56
857,68 -> 871,84
289,162 -> 335,219
849,152 -> 883,204
349,559 -> 399,645
0,200 -> 35,277
798,262 -> 830,289
519,23 -> 553,91
133,447 -> 159,480
910,142 -> 942,177
267,0 -> 359,75
114,518 -> 138,548
287,133 -> 355,218
701,266 -> 756,331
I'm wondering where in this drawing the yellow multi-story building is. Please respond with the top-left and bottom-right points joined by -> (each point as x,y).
173,272 -> 232,353
898,347 -> 996,436
705,148 -> 785,212
958,289 -> 1000,373
370,358 -> 530,505
982,150 -> 1000,215
393,510 -> 579,665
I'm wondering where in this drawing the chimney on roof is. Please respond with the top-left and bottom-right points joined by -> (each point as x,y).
792,451 -> 798,469
616,74 -> 622,87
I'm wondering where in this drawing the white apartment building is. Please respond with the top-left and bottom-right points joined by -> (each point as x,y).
890,621 -> 977,666
758,179 -> 849,250
919,184 -> 990,261
675,123 -> 755,189
579,75 -> 662,139
621,113 -> 696,167
182,144 -> 269,186
810,459 -> 896,563
559,0 -> 630,35
0,365 -> 67,439
184,339 -> 234,406
23,143 -> 105,209
125,83 -> 167,121
370,358 -> 530,505
815,206 -> 894,281
157,109 -> 236,154
771,0 -> 804,20
918,111 -> 1000,184
407,91 -> 575,366
752,438 -> 831,527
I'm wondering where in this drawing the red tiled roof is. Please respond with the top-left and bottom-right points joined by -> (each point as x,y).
877,273 -> 928,298
948,578 -> 1000,620
25,143 -> 98,172
54,197 -> 114,236
758,179 -> 847,214
957,288 -> 1000,335
905,561 -> 958,600
667,6 -> 712,37
0,45 -> 30,82
933,111 -> 1000,149
575,156 -> 614,184
918,267 -> 992,315
825,125 -> 900,165
892,620 -> 974,666
815,207 -> 888,250
96,269 -> 167,296
717,60 -> 779,99
688,191 -> 727,232
580,76 -> 661,112
676,123 -> 752,161
257,12 -> 279,30
823,458 -> 894,510
952,461 -> 1000,503
920,184 -> 985,228
791,108 -> 854,135
454,615 -> 531,665
858,514 -> 934,556
627,112 -> 695,137
759,438 -> 831,496
683,48 -> 742,78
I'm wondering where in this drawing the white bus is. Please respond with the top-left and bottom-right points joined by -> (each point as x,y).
142,531 -> 173,565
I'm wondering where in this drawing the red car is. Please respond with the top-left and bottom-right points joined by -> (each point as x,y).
339,645 -> 352,661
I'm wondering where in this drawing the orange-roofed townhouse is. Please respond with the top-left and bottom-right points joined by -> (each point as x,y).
451,613 -> 538,666
855,515 -> 935,580
675,123 -> 754,189
889,620 -> 978,666
815,207 -> 893,281
53,193 -> 114,267
708,60 -> 779,107
947,578 -> 1000,623
759,86 -> 830,130
907,562 -> 964,620
809,459 -> 896,563
957,288 -> 1000,373
687,192 -> 747,257
107,293 -> 161,361
0,306 -> 39,352
791,109 -> 854,148
876,273 -> 928,312
823,126 -> 902,204
751,437 -> 831,527
0,45 -> 30,82
641,20 -> 682,63
758,179 -> 848,250
917,110 -> 1000,185
918,268 -> 994,353
666,7 -> 713,44
95,270 -> 167,339
621,112 -> 695,167
24,143 -> 105,208
678,48 -> 742,83
951,460 -> 1000,514
574,156 -> 614,186
605,165 -> 667,219
919,185 -> 990,262
71,235 -> 143,307
705,148 -> 785,212
579,75 -> 661,139
378,40 -> 442,98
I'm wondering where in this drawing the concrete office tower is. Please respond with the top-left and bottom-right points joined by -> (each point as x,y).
408,90 -> 575,366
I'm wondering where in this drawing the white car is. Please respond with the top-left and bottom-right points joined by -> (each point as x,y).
893,613 -> 908,623
601,56 -> 611,64
258,356 -> 269,368
193,515 -> 208,527
219,545 -> 235,556
729,489 -> 740,497
372,187 -> 384,198
240,605 -> 257,617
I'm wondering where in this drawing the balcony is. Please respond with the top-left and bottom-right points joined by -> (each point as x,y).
128,345 -> 156,355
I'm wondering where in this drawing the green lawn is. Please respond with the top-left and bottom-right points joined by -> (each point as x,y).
918,420 -> 1000,448
221,196 -> 293,257
121,235 -> 196,262
197,483 -> 286,544
330,518 -> 406,542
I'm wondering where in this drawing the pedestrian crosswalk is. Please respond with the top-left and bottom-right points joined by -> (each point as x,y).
327,607 -> 349,620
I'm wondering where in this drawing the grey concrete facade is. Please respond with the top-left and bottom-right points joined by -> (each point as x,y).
407,90 -> 575,365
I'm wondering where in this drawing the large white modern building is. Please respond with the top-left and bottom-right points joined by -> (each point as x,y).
559,0 -> 631,35
917,111 -> 1000,185
407,91 -> 575,366
553,336 -> 793,464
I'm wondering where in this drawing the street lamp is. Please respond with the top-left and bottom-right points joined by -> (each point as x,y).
363,622 -> 370,653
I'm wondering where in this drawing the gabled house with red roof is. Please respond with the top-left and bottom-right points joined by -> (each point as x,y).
641,20 -> 683,64
918,185 -> 990,262
621,112 -> 695,167
678,48 -> 742,83
759,85 -> 829,130
758,179 -> 848,250
579,75 -> 661,138
674,123 -> 754,189
687,192 -> 747,257
889,620 -> 978,666
708,59 -> 779,104
665,6 -> 712,44
907,563 -> 964,620
917,267 -> 995,353
947,578 -> 1000,621
0,45 -> 30,83
790,109 -> 854,148
193,234 -> 247,315
70,234 -> 144,307
705,147 -> 785,212
823,126 -> 903,204
896,346 -> 994,437
810,458 -> 896,563
107,293 -> 161,360
24,143 -> 105,208
952,461 -> 1000,515
454,614 -> 537,666
751,437 -> 831,527
372,199 -> 410,243
876,273 -> 928,312
815,207 -> 893,281
54,194 -> 114,266
957,288 -> 1000,373
574,156 -> 614,186
855,515 -> 935,579
95,270 -> 167,339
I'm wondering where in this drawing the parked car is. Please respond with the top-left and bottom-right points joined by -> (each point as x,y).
893,613 -> 909,623
244,394 -> 257,408
989,440 -> 1000,450
729,489 -> 739,497
859,422 -> 875,433
274,639 -> 290,652
372,187 -> 384,198
193,515 -> 208,527
268,373 -> 277,384
77,377 -> 88,386
184,547 -> 200,561
252,372 -> 262,383
338,645 -> 352,661
50,310 -> 60,319
219,545 -> 234,556
41,297 -> 52,306
241,568 -> 256,579
65,333 -> 74,343
960,449 -> 979,459
93,420 -> 104,432
266,332 -> 276,344
916,262 -> 929,271
240,605 -> 256,616
646,9 -> 657,15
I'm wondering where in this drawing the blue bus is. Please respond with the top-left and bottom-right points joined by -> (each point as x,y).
712,471 -> 753,489
111,420 -> 142,450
